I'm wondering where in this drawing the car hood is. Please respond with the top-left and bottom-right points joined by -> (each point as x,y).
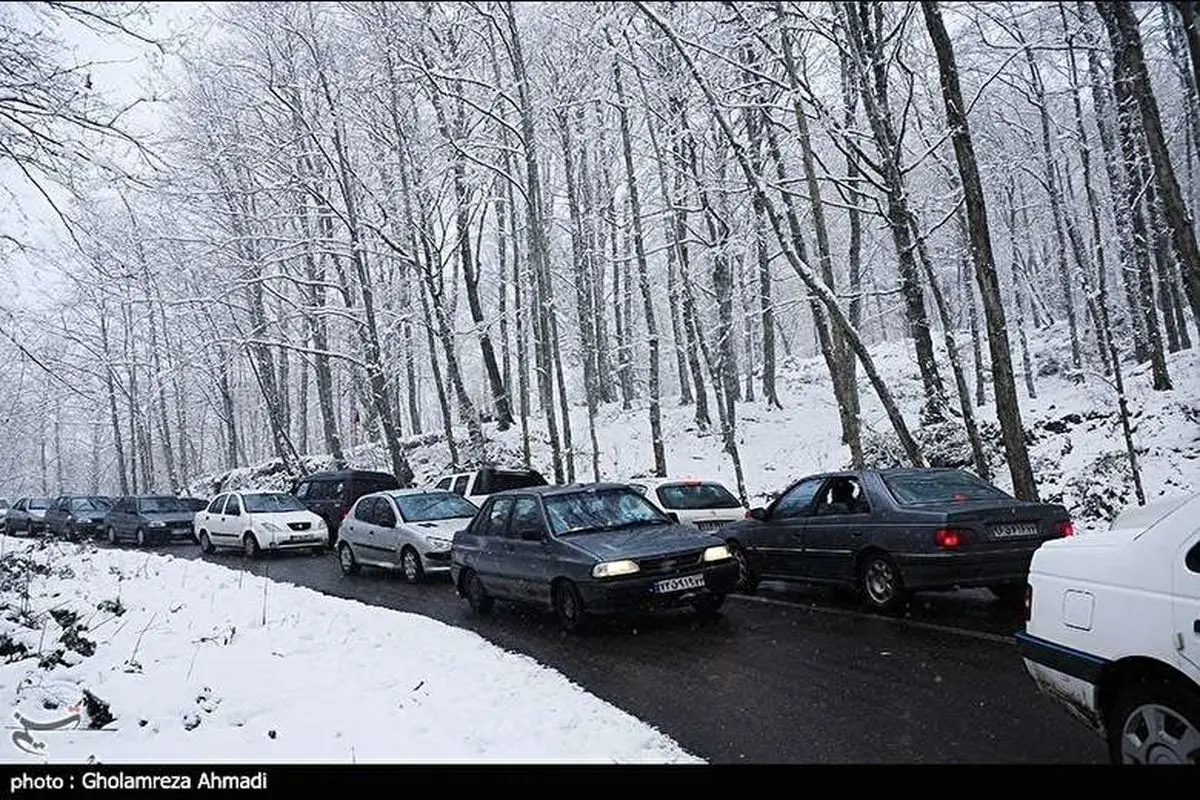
564,524 -> 722,561
139,512 -> 195,525
29,510 -> 47,519
404,518 -> 472,538
675,507 -> 746,523
250,510 -> 321,525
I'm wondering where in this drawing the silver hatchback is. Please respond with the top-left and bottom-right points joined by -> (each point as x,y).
336,489 -> 479,583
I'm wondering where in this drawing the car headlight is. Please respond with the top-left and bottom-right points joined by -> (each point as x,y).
703,545 -> 732,562
149,520 -> 166,528
66,514 -> 75,522
592,560 -> 640,578
314,518 -> 327,529
426,536 -> 452,551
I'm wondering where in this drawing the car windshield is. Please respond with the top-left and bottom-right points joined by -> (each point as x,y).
28,499 -> 49,510
543,488 -> 670,536
656,482 -> 742,510
242,493 -> 306,513
137,496 -> 190,513
394,492 -> 478,522
882,471 -> 1010,505
72,497 -> 111,512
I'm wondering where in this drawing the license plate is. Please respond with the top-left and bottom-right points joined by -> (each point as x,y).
991,523 -> 1039,539
653,574 -> 706,594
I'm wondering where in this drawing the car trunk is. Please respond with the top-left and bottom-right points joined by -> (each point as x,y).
939,500 -> 1070,552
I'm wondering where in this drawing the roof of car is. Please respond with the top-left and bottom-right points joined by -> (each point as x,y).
379,488 -> 460,498
626,477 -> 730,487
488,482 -> 635,498
301,469 -> 397,480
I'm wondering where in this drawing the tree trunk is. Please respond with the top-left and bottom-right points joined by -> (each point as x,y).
921,0 -> 1039,499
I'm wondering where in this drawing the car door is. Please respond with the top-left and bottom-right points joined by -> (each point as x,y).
1176,533 -> 1200,673
502,496 -> 554,604
220,494 -> 244,544
345,497 -> 385,564
751,477 -> 825,579
476,498 -> 516,598
200,494 -> 226,539
800,475 -> 872,584
373,497 -> 402,563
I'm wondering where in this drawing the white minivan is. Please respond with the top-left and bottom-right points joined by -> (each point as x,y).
1017,493 -> 1200,764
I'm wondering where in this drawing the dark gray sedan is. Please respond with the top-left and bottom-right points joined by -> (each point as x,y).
451,483 -> 741,632
104,495 -> 198,546
722,468 -> 1074,612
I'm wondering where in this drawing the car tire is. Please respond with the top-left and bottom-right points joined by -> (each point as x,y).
400,546 -> 425,584
552,580 -> 588,633
243,533 -> 262,559
728,540 -> 759,594
338,543 -> 360,576
693,593 -> 725,619
198,531 -> 214,555
135,528 -> 147,548
107,527 -> 117,546
858,552 -> 908,613
990,583 -> 1026,608
65,524 -> 75,542
463,570 -> 494,616
1107,680 -> 1200,765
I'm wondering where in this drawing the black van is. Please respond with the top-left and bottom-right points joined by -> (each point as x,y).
292,470 -> 400,545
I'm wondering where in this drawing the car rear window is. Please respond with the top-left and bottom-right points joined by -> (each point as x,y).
655,483 -> 741,510
882,471 -> 1010,504
477,470 -> 548,495
29,499 -> 49,510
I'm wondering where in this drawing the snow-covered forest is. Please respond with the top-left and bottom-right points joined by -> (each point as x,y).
1,1 -> 1197,521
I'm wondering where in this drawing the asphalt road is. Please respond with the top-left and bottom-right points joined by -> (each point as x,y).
128,540 -> 1106,764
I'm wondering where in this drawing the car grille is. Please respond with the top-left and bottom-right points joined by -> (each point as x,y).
288,522 -> 312,531
637,550 -> 703,575
693,520 -> 727,532
989,522 -> 1040,539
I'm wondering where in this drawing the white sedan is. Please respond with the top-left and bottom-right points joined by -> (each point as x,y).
1017,493 -> 1200,764
194,490 -> 328,557
626,477 -> 748,533
337,489 -> 479,582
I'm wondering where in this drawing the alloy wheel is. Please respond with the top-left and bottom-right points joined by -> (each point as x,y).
1119,703 -> 1200,764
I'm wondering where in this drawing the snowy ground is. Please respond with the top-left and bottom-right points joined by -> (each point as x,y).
197,326 -> 1200,533
0,536 -> 699,764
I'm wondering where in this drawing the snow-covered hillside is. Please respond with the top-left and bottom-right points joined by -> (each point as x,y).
192,328 -> 1200,532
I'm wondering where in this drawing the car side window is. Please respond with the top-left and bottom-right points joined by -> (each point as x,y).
813,477 -> 870,516
353,497 -> 375,523
225,495 -> 241,516
207,495 -> 226,514
1187,541 -> 1200,574
773,478 -> 824,519
451,475 -> 469,497
435,477 -> 452,490
508,498 -> 546,539
482,498 -> 514,536
295,482 -> 310,500
376,499 -> 397,528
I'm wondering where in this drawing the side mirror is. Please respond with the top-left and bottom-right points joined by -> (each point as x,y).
518,528 -> 544,542
748,507 -> 767,521
665,512 -> 679,523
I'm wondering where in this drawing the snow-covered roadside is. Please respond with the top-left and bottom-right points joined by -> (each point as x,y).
0,536 -> 700,764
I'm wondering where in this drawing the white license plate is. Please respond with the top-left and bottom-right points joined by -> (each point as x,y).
991,523 -> 1039,539
653,574 -> 706,594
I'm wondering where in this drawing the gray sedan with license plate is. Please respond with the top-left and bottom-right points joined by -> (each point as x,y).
451,483 -> 741,632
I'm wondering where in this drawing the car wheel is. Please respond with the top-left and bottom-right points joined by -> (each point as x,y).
463,570 -> 494,616
990,582 -> 1026,608
107,527 -> 117,546
858,552 -> 908,613
338,543 -> 360,576
693,593 -> 725,619
552,579 -> 587,633
400,546 -> 425,584
243,533 -> 262,559
1108,681 -> 1200,765
135,528 -> 147,548
728,540 -> 758,594
65,524 -> 75,542
198,531 -> 214,555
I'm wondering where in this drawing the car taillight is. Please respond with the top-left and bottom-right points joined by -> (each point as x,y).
1055,520 -> 1075,537
1024,584 -> 1032,621
935,528 -> 965,548
744,510 -> 753,519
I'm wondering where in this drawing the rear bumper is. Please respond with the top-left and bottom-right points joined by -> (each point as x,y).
893,549 -> 1037,590
578,559 -> 740,615
1015,631 -> 1108,733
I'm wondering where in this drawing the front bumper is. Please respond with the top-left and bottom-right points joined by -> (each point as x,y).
145,526 -> 196,543
264,531 -> 328,550
421,549 -> 453,571
893,548 -> 1038,590
578,559 -> 740,615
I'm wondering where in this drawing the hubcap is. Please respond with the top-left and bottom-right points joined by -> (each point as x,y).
559,588 -> 577,622
403,552 -> 418,580
733,547 -> 750,586
340,547 -> 353,571
137,530 -> 145,545
865,560 -> 896,603
108,528 -> 115,544
245,538 -> 255,556
1121,704 -> 1200,764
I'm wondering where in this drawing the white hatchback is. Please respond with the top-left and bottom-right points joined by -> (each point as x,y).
626,478 -> 748,534
194,491 -> 328,557
1017,493 -> 1200,764
337,489 -> 479,582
